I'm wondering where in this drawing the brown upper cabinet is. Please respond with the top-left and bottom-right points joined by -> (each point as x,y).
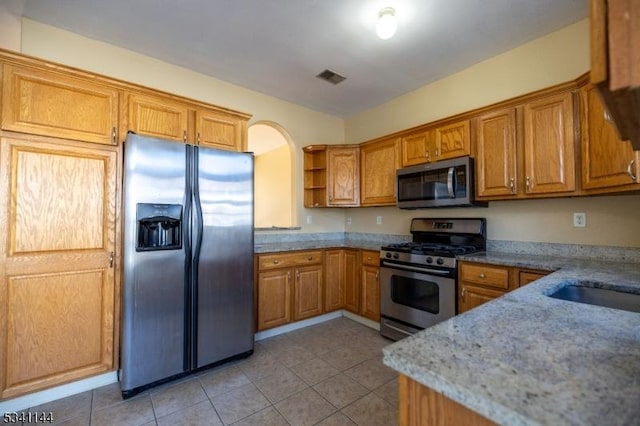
590,0 -> 640,150
581,85 -> 639,192
327,146 -> 360,206
400,120 -> 471,167
360,137 -> 400,206
1,63 -> 119,145
127,92 -> 248,150
303,145 -> 360,207
195,108 -> 246,151
523,92 -> 576,195
476,90 -> 576,199
127,92 -> 190,142
476,108 -> 518,197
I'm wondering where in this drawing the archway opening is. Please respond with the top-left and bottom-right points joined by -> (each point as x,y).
248,122 -> 296,228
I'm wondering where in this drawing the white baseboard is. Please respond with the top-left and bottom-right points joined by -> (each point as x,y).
1,311 -> 380,412
254,310 -> 342,341
0,371 -> 118,413
255,310 -> 380,341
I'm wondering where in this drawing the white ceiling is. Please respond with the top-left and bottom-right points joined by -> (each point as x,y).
18,0 -> 588,118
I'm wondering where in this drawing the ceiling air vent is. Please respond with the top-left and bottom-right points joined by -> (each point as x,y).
316,69 -> 346,85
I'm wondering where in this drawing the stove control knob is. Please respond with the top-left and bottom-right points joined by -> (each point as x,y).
392,253 -> 399,259
426,257 -> 433,264
385,252 -> 392,258
436,257 -> 444,265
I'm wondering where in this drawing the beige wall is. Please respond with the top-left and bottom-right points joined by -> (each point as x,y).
342,18 -> 640,248
254,146 -> 293,228
13,17 -> 640,247
18,18 -> 347,233
0,1 -> 22,52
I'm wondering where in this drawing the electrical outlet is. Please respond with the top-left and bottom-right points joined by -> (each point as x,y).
376,216 -> 383,225
306,215 -> 313,225
573,212 -> 586,228
346,216 -> 352,226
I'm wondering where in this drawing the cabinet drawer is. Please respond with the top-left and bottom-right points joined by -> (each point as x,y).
518,271 -> 548,287
460,263 -> 510,290
258,250 -> 323,270
361,250 -> 380,266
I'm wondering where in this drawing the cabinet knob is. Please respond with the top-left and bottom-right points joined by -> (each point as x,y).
603,109 -> 613,123
287,271 -> 291,280
367,256 -> 372,261
479,273 -> 485,279
183,130 -> 187,143
435,149 -> 440,157
525,176 -> 531,192
273,259 -> 279,264
308,256 -> 313,261
197,132 -> 201,145
111,127 -> 117,145
627,159 -> 637,182
461,287 -> 466,299
509,178 -> 515,194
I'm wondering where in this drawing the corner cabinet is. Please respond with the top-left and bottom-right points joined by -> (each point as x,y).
360,137 -> 400,206
303,145 -> 359,207
580,85 -> 639,192
324,249 -> 360,314
0,134 -> 118,400
1,63 -> 119,145
458,261 -> 549,314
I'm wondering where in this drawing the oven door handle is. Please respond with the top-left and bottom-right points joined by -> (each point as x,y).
447,167 -> 455,198
381,261 -> 450,275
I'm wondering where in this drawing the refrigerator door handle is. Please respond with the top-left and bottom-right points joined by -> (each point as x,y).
192,147 -> 204,267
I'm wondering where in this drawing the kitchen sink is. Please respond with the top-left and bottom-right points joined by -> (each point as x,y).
548,283 -> 640,313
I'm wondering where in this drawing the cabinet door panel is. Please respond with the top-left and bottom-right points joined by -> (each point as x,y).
128,93 -> 189,142
257,270 -> 290,330
293,266 -> 323,320
458,285 -> 505,314
361,265 -> 380,321
476,108 -> 517,197
327,147 -> 359,206
3,270 -> 113,399
360,138 -> 399,206
343,250 -> 360,314
1,64 -> 118,145
435,120 -> 470,161
0,136 -> 117,399
401,132 -> 430,166
524,93 -> 576,194
324,250 -> 343,312
195,109 -> 244,151
581,86 -> 640,190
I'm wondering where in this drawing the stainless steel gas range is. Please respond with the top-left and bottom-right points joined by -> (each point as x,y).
379,218 -> 486,341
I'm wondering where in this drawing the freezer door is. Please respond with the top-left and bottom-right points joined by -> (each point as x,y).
194,147 -> 254,368
121,134 -> 189,392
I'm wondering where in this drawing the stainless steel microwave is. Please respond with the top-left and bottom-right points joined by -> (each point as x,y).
396,156 -> 487,209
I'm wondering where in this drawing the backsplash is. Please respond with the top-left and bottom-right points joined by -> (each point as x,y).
255,231 -> 640,262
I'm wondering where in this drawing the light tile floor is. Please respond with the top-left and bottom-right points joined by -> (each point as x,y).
30,318 -> 399,425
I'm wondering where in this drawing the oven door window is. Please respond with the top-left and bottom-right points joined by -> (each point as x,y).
390,275 -> 439,314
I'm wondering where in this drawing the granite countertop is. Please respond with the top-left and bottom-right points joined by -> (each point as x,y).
254,238 -> 393,253
383,253 -> 640,426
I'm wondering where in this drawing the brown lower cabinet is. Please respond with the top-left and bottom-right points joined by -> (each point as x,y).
257,248 -> 382,331
399,375 -> 496,426
256,250 -> 324,331
458,261 -> 550,314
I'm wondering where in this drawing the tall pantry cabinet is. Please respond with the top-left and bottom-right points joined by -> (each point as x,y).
0,59 -> 120,399
0,50 -> 251,400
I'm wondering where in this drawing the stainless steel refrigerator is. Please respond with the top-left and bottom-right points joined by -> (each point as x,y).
120,133 -> 254,398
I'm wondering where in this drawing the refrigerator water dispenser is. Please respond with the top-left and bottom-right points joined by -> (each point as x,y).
136,203 -> 182,251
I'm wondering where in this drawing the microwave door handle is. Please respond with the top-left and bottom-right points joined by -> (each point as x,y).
447,167 -> 455,198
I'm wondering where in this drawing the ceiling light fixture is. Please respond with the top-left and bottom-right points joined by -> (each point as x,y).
376,7 -> 397,40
